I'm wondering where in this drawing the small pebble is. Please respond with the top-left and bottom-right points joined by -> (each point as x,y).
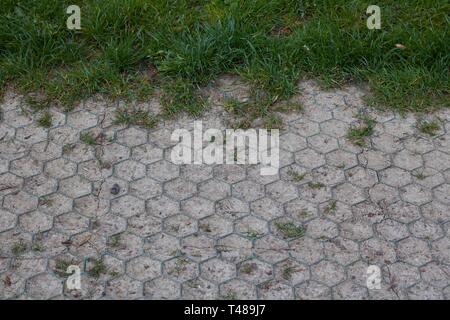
110,183 -> 120,195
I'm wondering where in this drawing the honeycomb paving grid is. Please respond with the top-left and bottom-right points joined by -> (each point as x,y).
0,78 -> 449,300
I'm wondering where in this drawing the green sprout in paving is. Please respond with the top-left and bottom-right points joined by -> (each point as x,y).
114,109 -> 157,128
11,242 -> 27,255
418,120 -> 440,136
222,291 -> 238,300
80,131 -> 97,145
275,222 -> 305,239
88,258 -> 108,278
54,259 -> 73,277
308,181 -> 325,189
282,266 -> 296,280
240,263 -> 257,275
37,111 -> 52,128
347,116 -> 376,146
108,234 -> 122,248
287,169 -> 306,182
324,200 -> 337,214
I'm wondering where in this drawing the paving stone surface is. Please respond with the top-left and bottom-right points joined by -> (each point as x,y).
0,77 -> 449,300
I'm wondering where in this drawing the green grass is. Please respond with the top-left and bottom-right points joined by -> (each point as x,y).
87,258 -> 107,278
0,0 -> 448,115
114,108 -> 158,128
418,120 -> 440,136
80,131 -> 97,145
54,259 -> 73,277
11,242 -> 27,255
308,181 -> 325,189
275,222 -> 305,239
347,115 -> 376,146
37,111 -> 52,128
324,200 -> 337,213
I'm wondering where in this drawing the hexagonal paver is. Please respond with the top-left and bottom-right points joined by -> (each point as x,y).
333,183 -> 366,205
126,256 -> 161,281
201,258 -> 236,283
238,259 -> 273,284
311,260 -> 346,286
0,208 -> 16,232
26,274 -> 63,300
214,164 -> 246,183
379,167 -> 412,187
146,195 -> 179,218
433,184 -> 450,205
45,158 -> 76,179
3,191 -> 38,214
59,175 -> 92,198
144,233 -> 180,261
144,277 -> 181,299
105,276 -> 142,299
267,180 -> 299,203
182,277 -> 219,299
111,194 -> 146,218
295,149 -> 325,169
182,234 -> 216,262
164,214 -> 197,237
147,160 -> 179,182
401,184 -> 432,205
232,180 -> 265,202
114,160 -> 146,181
164,178 -> 197,201
131,144 -> 163,165
130,177 -> 162,200
19,211 -> 53,233
117,127 -> 147,147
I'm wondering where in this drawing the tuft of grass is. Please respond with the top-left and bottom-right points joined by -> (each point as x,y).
275,222 -> 305,239
222,291 -> 238,300
108,235 -> 121,248
54,259 -> 72,277
114,109 -> 157,128
88,258 -> 107,278
62,143 -> 75,154
347,116 -> 376,146
287,169 -> 306,182
324,200 -> 337,214
282,266 -> 295,280
418,120 -> 440,136
11,242 -> 27,255
240,263 -> 257,275
37,111 -> 52,128
171,258 -> 189,276
80,131 -> 97,145
308,182 -> 325,189
245,229 -> 261,240
263,114 -> 283,129
161,78 -> 204,117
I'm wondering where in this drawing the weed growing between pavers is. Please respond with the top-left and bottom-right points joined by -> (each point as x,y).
275,222 -> 306,239
37,111 -> 52,128
347,115 -> 376,146
418,120 -> 441,136
87,258 -> 108,278
0,0 -> 448,116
